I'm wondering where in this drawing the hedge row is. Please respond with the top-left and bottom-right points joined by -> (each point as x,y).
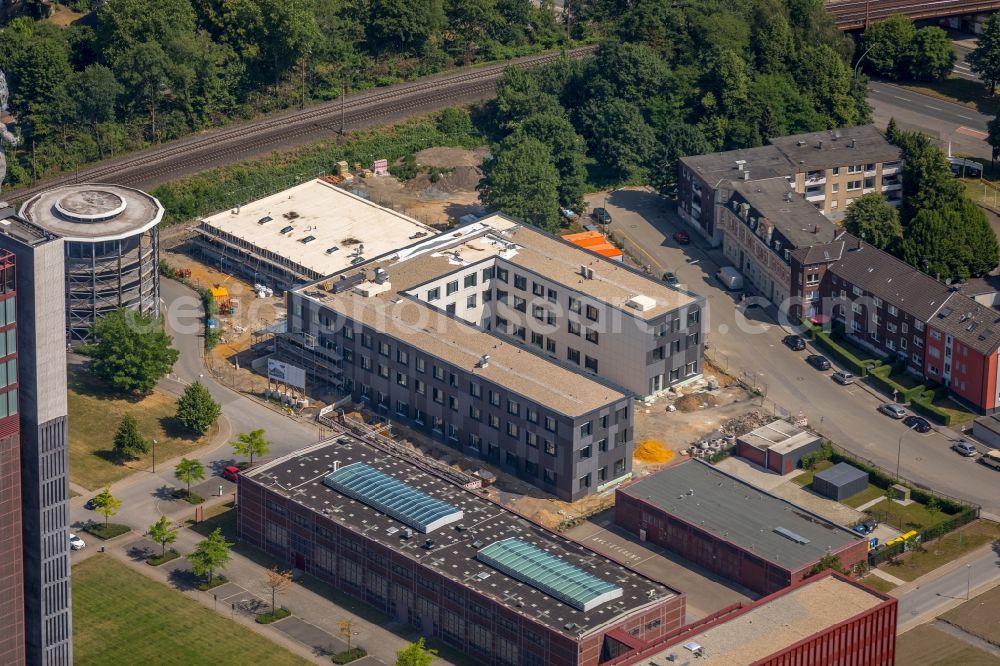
867,364 -> 928,402
868,506 -> 979,565
910,387 -> 953,426
803,322 -> 880,376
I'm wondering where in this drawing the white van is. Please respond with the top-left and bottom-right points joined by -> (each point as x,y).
716,266 -> 744,291
979,449 -> 1000,471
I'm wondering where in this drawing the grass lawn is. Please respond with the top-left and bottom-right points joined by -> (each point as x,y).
68,368 -> 215,490
941,579 -> 1000,646
84,523 -> 131,540
932,396 -> 978,425
899,76 -> 1000,116
791,460 -> 833,487
860,575 -> 898,594
896,624 -> 1000,666
842,484 -> 887,509
880,520 -> 1000,582
74,556 -> 309,666
865,498 -> 954,533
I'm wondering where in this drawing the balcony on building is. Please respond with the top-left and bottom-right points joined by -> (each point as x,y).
804,170 -> 826,186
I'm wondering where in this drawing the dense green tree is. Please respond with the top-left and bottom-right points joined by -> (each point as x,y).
844,193 -> 903,253
176,381 -> 221,435
93,486 -> 122,528
749,1 -> 793,74
512,113 -> 587,210
494,66 -> 561,128
989,114 -> 1000,164
95,0 -> 198,65
174,457 -> 206,494
90,309 -> 179,394
906,27 -> 956,81
230,428 -> 270,466
584,42 -> 668,108
579,98 -> 655,178
396,638 -> 437,666
67,65 -> 122,159
902,198 -> 997,280
896,131 -> 962,223
479,137 -> 561,231
969,13 -> 1000,94
113,414 -> 149,460
0,19 -> 73,141
368,0 -> 446,54
647,124 -> 711,194
148,516 -> 178,556
704,49 -> 750,118
188,527 -> 232,584
861,16 -> 917,79
116,41 -> 172,142
794,44 -> 860,127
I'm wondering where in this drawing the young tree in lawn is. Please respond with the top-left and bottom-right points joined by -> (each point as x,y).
90,308 -> 179,394
395,638 -> 437,666
844,193 -> 903,253
230,428 -> 270,466
148,516 -> 177,556
174,457 -> 205,495
113,413 -> 149,460
264,567 -> 293,615
969,13 -> 1000,94
93,486 -> 121,528
188,527 -> 232,584
176,381 -> 221,434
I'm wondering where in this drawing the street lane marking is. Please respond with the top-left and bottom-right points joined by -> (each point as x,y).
924,105 -> 942,111
893,95 -> 912,102
958,126 -> 988,140
957,114 -> 974,120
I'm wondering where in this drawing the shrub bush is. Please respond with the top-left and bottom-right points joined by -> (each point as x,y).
331,647 -> 368,664
146,549 -> 181,566
255,608 -> 291,624
196,575 -> 227,591
867,365 -> 929,402
172,489 -> 205,505
801,320 -> 880,376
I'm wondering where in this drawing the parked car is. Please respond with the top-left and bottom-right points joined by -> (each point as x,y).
878,403 -> 906,419
903,415 -> 931,433
222,465 -> 240,482
592,207 -> 611,224
662,271 -> 678,286
952,440 -> 978,457
673,230 -> 691,245
84,497 -> 97,510
806,354 -> 831,370
783,335 -> 806,351
69,534 -> 86,551
979,449 -> 1000,470
716,266 -> 744,290
832,370 -> 855,385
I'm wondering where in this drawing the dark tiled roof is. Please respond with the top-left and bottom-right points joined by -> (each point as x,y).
769,125 -> 901,172
930,292 -> 1000,355
681,146 -> 790,187
793,239 -> 846,265
828,236 -> 952,321
730,178 -> 838,250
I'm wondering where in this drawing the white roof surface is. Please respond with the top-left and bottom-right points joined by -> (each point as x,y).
199,179 -> 435,277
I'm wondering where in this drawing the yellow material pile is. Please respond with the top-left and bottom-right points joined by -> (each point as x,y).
634,439 -> 674,464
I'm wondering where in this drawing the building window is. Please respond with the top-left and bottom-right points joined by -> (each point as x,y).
432,387 -> 444,404
482,266 -> 495,281
686,361 -> 698,375
514,274 -> 527,290
466,294 -> 477,308
496,267 -> 508,283
513,296 -> 526,312
915,321 -> 925,332
489,414 -> 500,429
446,303 -> 456,315
585,329 -> 599,344
448,396 -> 458,411
568,297 -> 581,313
568,321 -> 581,336
543,468 -> 557,484
579,445 -> 592,460
579,474 -> 591,490
464,273 -> 477,288
397,349 -> 409,364
580,421 -> 592,437
544,416 -> 557,433
532,282 -> 544,296
547,288 -> 557,303
415,379 -> 425,395
470,382 -> 482,398
489,390 -> 501,407
427,287 -> 440,301
396,372 -> 407,387
507,422 -> 519,438
470,406 -> 482,420
585,356 -> 598,372
446,280 -> 459,296
847,180 -> 862,191
527,408 -> 538,424
416,357 -> 425,373
507,400 -> 520,416
585,305 -> 599,321
598,438 -> 608,452
687,310 -> 700,326
567,348 -> 581,364
544,440 -> 556,456
546,338 -> 556,354
526,432 -> 538,447
361,332 -> 373,348
531,332 -> 543,347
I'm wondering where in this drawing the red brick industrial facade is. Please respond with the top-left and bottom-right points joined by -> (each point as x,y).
238,475 -> 686,666
615,481 -> 869,597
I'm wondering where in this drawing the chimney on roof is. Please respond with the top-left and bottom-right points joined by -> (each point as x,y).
743,170 -> 750,180
834,228 -> 846,241
817,140 -> 823,150
797,140 -> 806,147
735,159 -> 746,171
857,238 -> 863,251
851,138 -> 857,149
813,224 -> 819,234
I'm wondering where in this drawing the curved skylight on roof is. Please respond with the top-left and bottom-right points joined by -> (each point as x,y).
476,538 -> 622,611
323,463 -> 463,533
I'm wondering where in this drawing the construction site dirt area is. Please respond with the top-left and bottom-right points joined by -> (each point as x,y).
346,146 -> 487,225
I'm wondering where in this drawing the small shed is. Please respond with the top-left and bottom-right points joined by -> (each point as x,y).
736,420 -> 822,475
972,414 -> 1000,449
812,463 -> 868,501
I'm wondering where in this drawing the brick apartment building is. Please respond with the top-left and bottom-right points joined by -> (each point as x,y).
281,213 -> 704,500
791,232 -> 1000,412
238,435 -> 686,666
678,125 -> 901,246
615,459 -> 868,597
0,204 -> 72,664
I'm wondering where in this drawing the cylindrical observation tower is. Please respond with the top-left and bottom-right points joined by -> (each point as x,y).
19,184 -> 163,343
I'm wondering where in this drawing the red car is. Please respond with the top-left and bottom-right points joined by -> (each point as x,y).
673,230 -> 691,245
222,465 -> 240,482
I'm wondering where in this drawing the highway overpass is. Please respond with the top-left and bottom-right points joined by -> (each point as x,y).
828,0 -> 1000,30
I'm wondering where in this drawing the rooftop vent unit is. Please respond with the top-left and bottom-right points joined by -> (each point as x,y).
279,225 -> 294,235
742,170 -> 750,180
374,267 -> 389,284
581,265 -> 594,280
325,246 -> 339,254
773,526 -> 811,545
258,215 -> 273,225
472,540 -> 484,549
797,140 -> 806,147
401,528 -> 413,539
735,159 -> 746,171
423,539 -> 435,549
477,354 -> 490,369
626,295 -> 656,312
332,273 -> 366,293
817,140 -> 824,149
300,235 -> 316,244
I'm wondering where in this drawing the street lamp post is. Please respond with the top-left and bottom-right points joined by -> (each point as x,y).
152,438 -> 157,473
895,434 -> 903,481
967,564 -> 972,600
854,45 -> 876,79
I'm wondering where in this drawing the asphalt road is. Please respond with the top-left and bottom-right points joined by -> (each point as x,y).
589,188 -> 1000,515
897,542 -> 1000,631
69,278 -> 320,532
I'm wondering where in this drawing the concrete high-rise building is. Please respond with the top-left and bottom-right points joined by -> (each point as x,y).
0,203 -> 72,665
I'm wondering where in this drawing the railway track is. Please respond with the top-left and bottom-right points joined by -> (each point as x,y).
6,45 -> 598,202
826,0 -> 1000,29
